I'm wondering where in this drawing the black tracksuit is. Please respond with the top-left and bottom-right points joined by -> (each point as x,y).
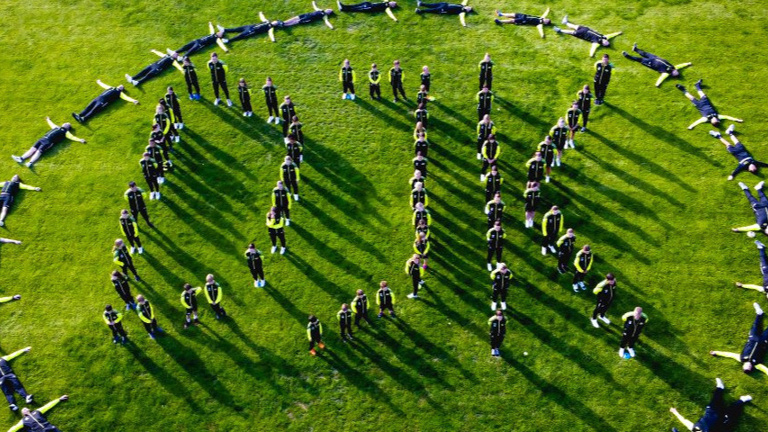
131,55 -> 176,85
489,316 -> 506,350
238,86 -> 252,112
486,200 -> 504,228
246,249 -> 264,281
620,313 -> 647,349
485,172 -> 503,203
576,90 -> 592,127
280,162 -> 300,195
491,269 -> 512,303
208,60 -> 230,99
140,158 -> 160,192
594,61 -> 612,102
164,92 -> 183,124
263,84 -> 279,118
389,67 -> 406,100
112,273 -> 134,306
352,294 -> 369,326
124,188 -> 151,226
486,228 -> 506,264
592,280 -> 616,319
556,234 -> 576,273
104,309 -> 127,339
338,309 -> 353,339
340,66 -> 355,94
226,22 -> 272,42
280,101 -> 296,136
476,91 -> 494,121
479,60 -> 493,90
76,87 -> 124,121
183,63 -> 200,96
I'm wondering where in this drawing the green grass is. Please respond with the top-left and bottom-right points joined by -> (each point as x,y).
0,0 -> 768,430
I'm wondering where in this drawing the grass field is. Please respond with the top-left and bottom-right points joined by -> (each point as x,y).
1,0 -> 768,430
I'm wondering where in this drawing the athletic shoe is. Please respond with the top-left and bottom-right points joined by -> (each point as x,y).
709,130 -> 721,139
500,302 -> 507,310
72,113 -> 83,123
184,322 -> 190,329
0,221 -> 5,227
618,348 -> 624,358
418,280 -> 425,285
280,247 -> 286,255
726,124 -> 735,135
580,127 -> 586,132
590,318 -> 600,328
740,395 -> 753,403
243,111 -> 249,117
407,293 -> 417,299
254,280 -> 259,288
553,27 -> 562,34
491,302 -> 497,311
754,302 -> 763,315
9,404 -> 18,412
189,95 -> 194,100
214,98 -> 221,106
350,94 -> 355,100
285,219 -> 290,226
378,312 -> 383,318
149,333 -> 156,340
337,0 -> 342,10
541,247 -> 547,256
156,192 -> 162,200
716,377 -> 724,389
578,282 -> 587,290
390,312 -> 396,318
675,84 -> 686,92
25,395 -> 33,404
11,155 -> 22,163
217,24 -> 225,32
342,93 -> 347,100
268,116 -> 274,123
545,176 -> 550,183
25,162 -> 32,168
122,336 -> 128,344
487,263 -> 493,271
494,19 -> 501,25
260,279 -> 265,287
573,284 -> 579,292
621,51 -> 630,58
134,275 -> 141,282
477,153 -> 482,160
138,247 -> 144,254
599,315 -> 611,324
125,73 -> 133,83
549,245 -> 557,254
294,194 -> 299,201
194,93 -> 201,100
125,304 -> 131,311
757,181 -> 765,190
695,79 -> 703,88
309,349 -> 317,356
130,246 -> 136,255
270,246 -> 277,254
561,14 -> 568,24
480,174 -> 485,182
227,99 -> 233,107
317,342 -> 326,349
628,348 -> 636,358
113,336 -> 119,344
756,240 -> 765,250
738,181 -> 749,190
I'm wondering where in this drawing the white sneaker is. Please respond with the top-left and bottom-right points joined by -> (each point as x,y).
627,348 -> 635,358
407,293 -> 417,299
491,302 -> 497,311
130,247 -> 136,255
549,245 -> 557,253
214,98 -> 221,106
726,124 -> 735,135
243,111 -> 249,117
487,263 -> 493,271
254,280 -> 259,288
500,302 -> 507,310
740,395 -> 753,403
125,73 -> 133,83
259,279 -> 265,287
268,116 -> 274,123
24,395 -> 33,404
25,162 -> 32,168
178,123 -> 184,130
738,181 -> 749,190
138,247 -> 144,254
618,348 -> 625,358
158,177 -> 165,184
709,130 -> 722,138
11,155 -> 22,163
590,318 -> 600,328
227,99 -> 233,107
754,302 -> 763,315
561,14 -> 568,24
342,93 -> 347,100
350,94 -> 355,100
271,246 -> 277,254
149,192 -> 155,200
274,117 -> 281,124
556,158 -> 561,167
477,153 -> 482,160
599,315 -> 610,324
217,24 -> 225,32
175,136 -> 180,143
573,284 -> 579,292
293,194 -> 299,201
285,219 -> 291,226
156,192 -> 161,200
716,377 -> 724,389
545,176 -> 550,183
541,247 -> 547,256
280,247 -> 286,255
756,181 -> 765,190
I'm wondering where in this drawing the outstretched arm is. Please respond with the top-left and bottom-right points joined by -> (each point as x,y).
38,395 -> 68,414
732,224 -> 761,232
655,73 -> 670,87
2,346 -> 31,362
589,43 -> 600,58
736,282 -> 765,292
756,364 -> 768,376
710,351 -> 741,362
119,92 -> 139,104
96,79 -> 112,90
719,115 -> 743,123
669,408 -> 694,431
0,295 -> 21,303
687,117 -> 708,129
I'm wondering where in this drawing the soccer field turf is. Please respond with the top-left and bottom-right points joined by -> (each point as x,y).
1,0 -> 768,430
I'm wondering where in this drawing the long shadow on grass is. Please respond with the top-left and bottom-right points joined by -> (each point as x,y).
160,194 -> 242,256
353,98 -> 413,132
302,175 -> 388,229
289,223 -> 375,284
317,349 -> 406,416
495,97 -> 551,129
432,100 -> 476,129
199,97 -> 282,146
501,352 -> 620,432
262,283 -> 309,325
283,251 -> 354,303
163,180 -> 247,240
183,128 -> 261,183
156,334 -> 241,410
125,343 -> 202,411
607,103 -> 720,169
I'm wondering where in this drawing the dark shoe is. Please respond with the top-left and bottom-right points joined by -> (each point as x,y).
675,84 -> 685,92
134,275 -> 141,282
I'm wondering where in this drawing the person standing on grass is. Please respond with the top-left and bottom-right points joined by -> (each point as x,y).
340,59 -> 356,100
154,102 -> 178,147
337,303 -> 354,342
111,270 -> 136,310
289,116 -> 304,144
476,85 -> 494,121
0,347 -> 33,411
113,239 -> 139,282
286,135 -> 304,168
307,315 -> 325,356
413,152 -> 428,178
204,274 -> 227,319
415,217 -> 430,241
11,117 -> 85,168
414,133 -> 429,158
565,102 -> 581,148
136,295 -> 163,340
263,77 -> 280,123
0,176 -> 41,227
619,306 -> 646,358
413,121 -> 428,141
488,309 -> 506,357
416,85 -> 429,108
389,59 -> 406,102
351,289 -> 370,328
526,151 -> 545,184
238,78 -> 253,117
410,181 -> 429,209
420,65 -> 431,92
414,103 -> 429,128
478,53 -> 493,90
266,207 -> 287,255
279,156 -> 301,201
377,281 -> 396,318
119,209 -> 143,255
103,305 -> 128,344
710,302 -> 768,375
490,263 -> 511,311
145,137 -> 167,184
538,136 -> 555,183
280,96 -> 297,138
272,180 -> 292,225
181,284 -> 201,329
576,85 -> 592,132
485,192 -> 504,228
412,202 -> 431,228
592,54 -> 612,105
208,53 -> 232,107
523,181 -> 540,229
572,245 -> 593,292
484,165 -> 503,203
405,254 -> 424,299
413,231 -> 430,268
139,152 -> 161,201
182,57 -> 201,100
124,181 -> 154,228
480,134 -> 500,181
476,114 -> 496,160
556,228 -> 576,274
670,378 -> 751,432
541,206 -> 563,256
590,273 -> 616,328
245,244 -> 265,287
486,220 -> 506,272
71,80 -> 139,123
368,63 -> 382,100
550,117 -> 568,166
164,87 -> 184,129
159,98 -> 180,145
